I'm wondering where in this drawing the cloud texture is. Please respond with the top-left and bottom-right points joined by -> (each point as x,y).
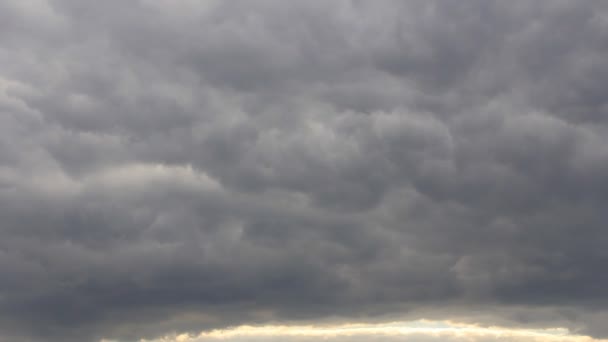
2,0 -> 608,341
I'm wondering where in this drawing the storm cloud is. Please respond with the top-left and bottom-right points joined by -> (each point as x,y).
2,0 -> 608,341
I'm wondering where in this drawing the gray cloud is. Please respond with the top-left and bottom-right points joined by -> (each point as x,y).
2,0 -> 608,341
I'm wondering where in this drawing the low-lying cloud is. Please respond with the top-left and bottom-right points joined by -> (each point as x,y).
2,1 -> 608,341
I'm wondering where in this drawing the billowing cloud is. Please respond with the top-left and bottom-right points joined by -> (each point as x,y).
2,1 -> 608,341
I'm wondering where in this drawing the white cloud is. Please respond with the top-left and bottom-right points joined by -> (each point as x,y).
138,320 -> 605,342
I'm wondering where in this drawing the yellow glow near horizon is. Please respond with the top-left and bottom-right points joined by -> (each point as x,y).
130,320 -> 608,342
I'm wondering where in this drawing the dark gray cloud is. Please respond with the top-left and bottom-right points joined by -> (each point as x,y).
2,0 -> 608,341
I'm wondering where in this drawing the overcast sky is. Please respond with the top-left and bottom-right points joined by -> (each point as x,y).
2,1 -> 608,341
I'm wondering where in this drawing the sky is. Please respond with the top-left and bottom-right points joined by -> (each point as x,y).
2,0 -> 608,341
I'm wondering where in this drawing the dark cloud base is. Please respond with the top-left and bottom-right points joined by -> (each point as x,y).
2,1 -> 608,341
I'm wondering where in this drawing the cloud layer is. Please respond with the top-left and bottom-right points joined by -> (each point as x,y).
137,321 -> 605,342
135,321 -> 605,342
2,1 -> 608,341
